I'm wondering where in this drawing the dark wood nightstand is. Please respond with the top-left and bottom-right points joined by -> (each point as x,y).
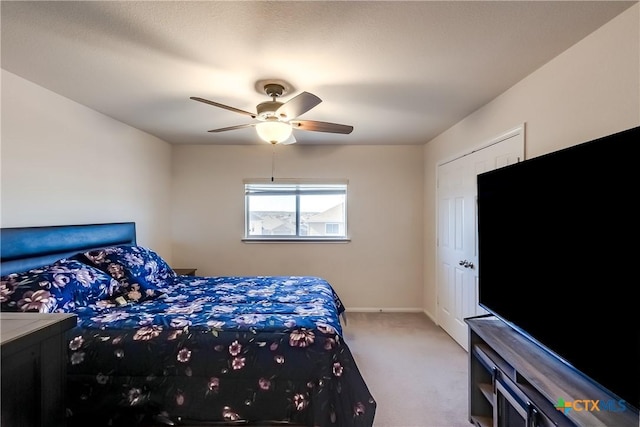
174,268 -> 197,276
1,312 -> 77,427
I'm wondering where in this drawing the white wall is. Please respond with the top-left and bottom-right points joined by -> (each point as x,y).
0,70 -> 174,261
422,4 -> 640,319
171,144 -> 424,310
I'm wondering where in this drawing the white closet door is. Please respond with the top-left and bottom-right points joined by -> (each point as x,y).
437,127 -> 524,351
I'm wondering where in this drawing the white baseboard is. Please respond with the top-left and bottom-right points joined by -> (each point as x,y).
344,308 -> 439,325
346,307 -> 424,313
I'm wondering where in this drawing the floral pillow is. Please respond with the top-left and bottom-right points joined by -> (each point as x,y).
0,259 -> 119,313
76,245 -> 175,303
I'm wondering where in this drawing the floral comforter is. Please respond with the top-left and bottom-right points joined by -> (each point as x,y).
66,275 -> 376,426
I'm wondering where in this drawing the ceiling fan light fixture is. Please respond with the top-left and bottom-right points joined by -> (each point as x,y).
191,81 -> 353,144
256,120 -> 292,144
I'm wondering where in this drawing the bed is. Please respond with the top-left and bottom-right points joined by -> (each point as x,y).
0,222 -> 376,426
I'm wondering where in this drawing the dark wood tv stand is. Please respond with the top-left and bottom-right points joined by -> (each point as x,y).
466,315 -> 638,427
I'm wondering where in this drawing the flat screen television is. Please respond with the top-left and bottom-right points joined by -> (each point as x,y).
477,125 -> 640,412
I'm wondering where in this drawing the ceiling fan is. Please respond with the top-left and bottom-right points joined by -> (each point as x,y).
191,82 -> 353,145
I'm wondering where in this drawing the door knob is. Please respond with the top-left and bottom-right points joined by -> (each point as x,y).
459,260 -> 474,269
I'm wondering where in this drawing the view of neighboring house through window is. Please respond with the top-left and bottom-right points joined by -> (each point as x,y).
244,183 -> 347,239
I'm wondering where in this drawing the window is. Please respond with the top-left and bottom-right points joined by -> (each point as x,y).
245,182 -> 348,240
325,223 -> 339,235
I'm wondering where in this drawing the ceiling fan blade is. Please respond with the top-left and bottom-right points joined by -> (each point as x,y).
207,123 -> 256,133
291,120 -> 354,134
280,134 -> 297,145
275,92 -> 321,120
191,97 -> 256,118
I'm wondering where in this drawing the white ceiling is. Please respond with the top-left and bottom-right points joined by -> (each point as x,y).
1,1 -> 635,146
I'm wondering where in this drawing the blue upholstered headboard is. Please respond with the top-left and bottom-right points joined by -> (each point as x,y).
0,222 -> 136,276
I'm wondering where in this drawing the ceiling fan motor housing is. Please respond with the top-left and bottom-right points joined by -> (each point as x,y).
256,101 -> 285,121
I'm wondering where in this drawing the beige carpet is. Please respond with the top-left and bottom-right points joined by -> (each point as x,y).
342,312 -> 470,427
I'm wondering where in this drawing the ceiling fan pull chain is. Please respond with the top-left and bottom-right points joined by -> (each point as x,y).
271,143 -> 276,182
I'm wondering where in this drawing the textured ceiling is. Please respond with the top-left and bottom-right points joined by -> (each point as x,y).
1,1 -> 636,145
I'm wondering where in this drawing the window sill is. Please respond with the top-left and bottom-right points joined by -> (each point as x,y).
242,237 -> 351,243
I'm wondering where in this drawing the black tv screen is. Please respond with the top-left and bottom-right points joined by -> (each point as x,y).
477,125 -> 640,411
